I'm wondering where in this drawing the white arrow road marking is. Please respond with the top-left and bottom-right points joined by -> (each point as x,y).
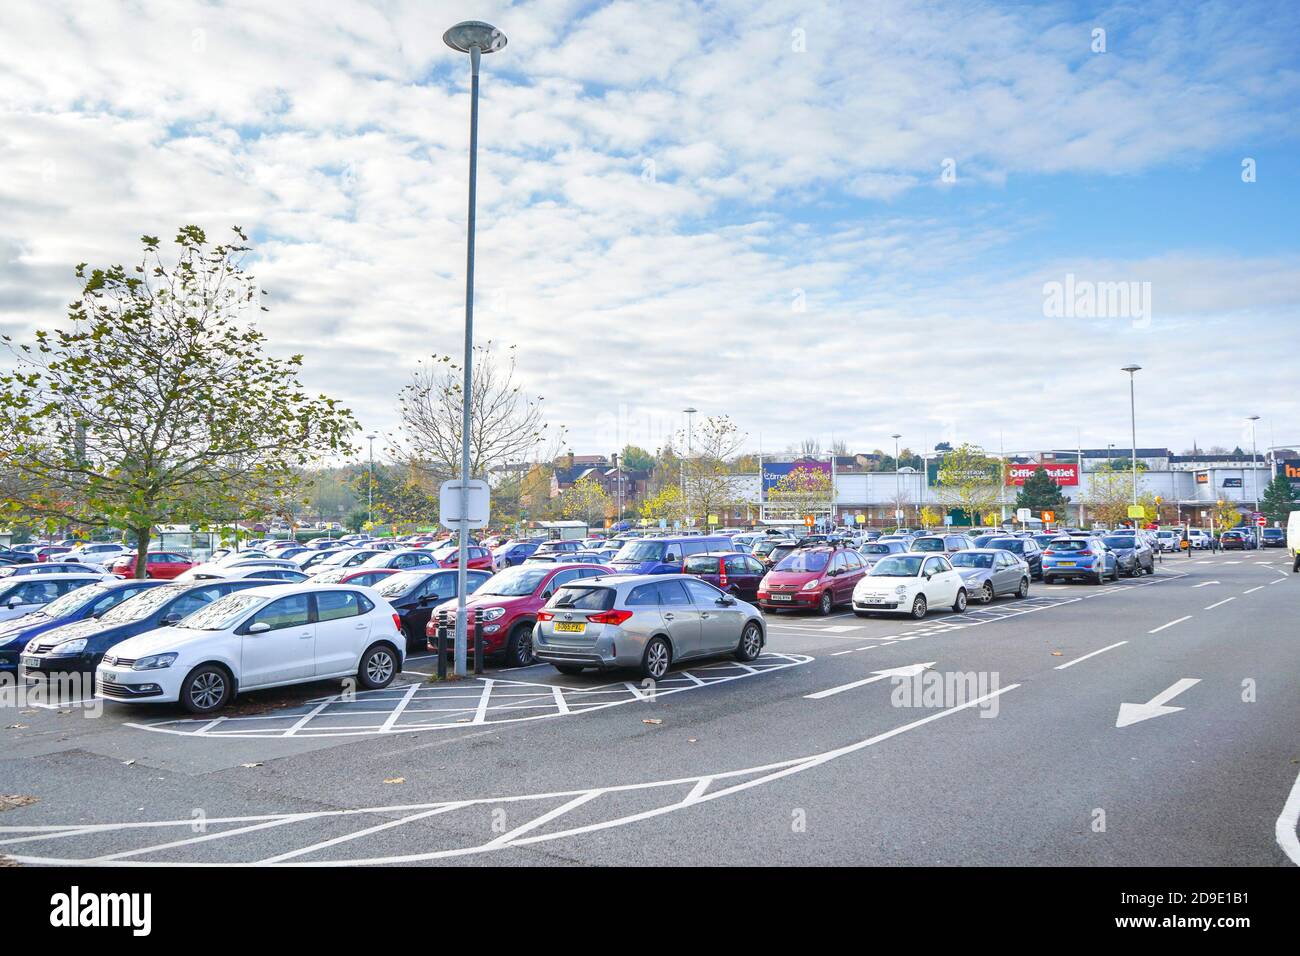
1115,678 -> 1200,728
805,662 -> 935,700
1191,581 -> 1219,588
1277,765 -> 1300,866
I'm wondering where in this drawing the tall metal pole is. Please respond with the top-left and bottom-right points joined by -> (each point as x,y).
366,433 -> 376,527
1122,366 -> 1141,517
445,21 -> 505,677
892,433 -> 901,528
683,407 -> 697,526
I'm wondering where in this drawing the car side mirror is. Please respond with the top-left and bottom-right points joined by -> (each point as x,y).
247,621 -> 271,634
665,554 -> 679,563
7,597 -> 20,608
160,613 -> 182,626
716,595 -> 736,606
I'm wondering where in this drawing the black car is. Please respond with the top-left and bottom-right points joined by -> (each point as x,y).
373,568 -> 493,651
0,549 -> 37,565
986,537 -> 1045,580
1261,528 -> 1285,548
19,579 -> 276,675
1101,535 -> 1155,576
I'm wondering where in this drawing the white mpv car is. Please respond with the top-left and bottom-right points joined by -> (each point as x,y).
96,584 -> 404,714
851,553 -> 968,619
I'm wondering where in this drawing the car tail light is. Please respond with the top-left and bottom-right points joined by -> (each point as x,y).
588,609 -> 633,626
392,613 -> 402,632
537,611 -> 555,622
1076,550 -> 1093,557
719,567 -> 728,587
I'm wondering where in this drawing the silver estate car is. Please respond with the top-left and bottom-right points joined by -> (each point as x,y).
946,548 -> 1031,603
533,573 -> 766,679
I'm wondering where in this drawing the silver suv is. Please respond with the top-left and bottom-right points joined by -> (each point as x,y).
533,573 -> 766,679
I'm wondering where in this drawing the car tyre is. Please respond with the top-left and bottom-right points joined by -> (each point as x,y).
641,637 -> 672,680
981,581 -> 995,604
358,644 -> 398,690
911,594 -> 928,619
1017,577 -> 1030,598
180,664 -> 232,715
952,588 -> 967,613
817,591 -> 833,616
735,622 -> 763,662
504,622 -> 535,668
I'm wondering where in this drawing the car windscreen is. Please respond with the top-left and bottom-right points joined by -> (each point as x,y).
479,566 -> 550,596
100,584 -> 187,623
869,556 -> 925,577
773,552 -> 829,573
615,540 -> 666,563
911,538 -> 945,551
39,583 -> 108,617
547,586 -> 615,611
181,592 -> 265,630
950,553 -> 994,568
375,572 -> 430,598
861,544 -> 893,554
988,538 -> 1024,553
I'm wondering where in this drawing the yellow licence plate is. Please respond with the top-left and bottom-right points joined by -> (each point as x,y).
553,622 -> 586,633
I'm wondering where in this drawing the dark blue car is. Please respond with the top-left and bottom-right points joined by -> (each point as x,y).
19,579 -> 274,676
0,579 -> 167,673
492,540 -> 541,568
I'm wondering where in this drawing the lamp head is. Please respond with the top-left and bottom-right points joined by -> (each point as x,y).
443,21 -> 507,54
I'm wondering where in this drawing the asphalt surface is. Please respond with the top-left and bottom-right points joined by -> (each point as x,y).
1,549 -> 1296,866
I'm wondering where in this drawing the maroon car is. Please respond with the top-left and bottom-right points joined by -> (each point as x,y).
682,551 -> 766,602
433,562 -> 613,667
755,546 -> 867,615
109,551 -> 197,579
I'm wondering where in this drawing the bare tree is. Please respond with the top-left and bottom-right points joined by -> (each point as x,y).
396,342 -> 559,484
679,415 -> 747,526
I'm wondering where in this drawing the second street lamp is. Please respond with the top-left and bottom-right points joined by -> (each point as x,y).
1122,365 -> 1141,514
444,20 -> 506,677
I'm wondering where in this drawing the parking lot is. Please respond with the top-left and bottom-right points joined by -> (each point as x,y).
1,552 -> 1296,867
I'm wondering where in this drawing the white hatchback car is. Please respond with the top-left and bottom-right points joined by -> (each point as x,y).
96,584 -> 404,714
851,553 -> 968,619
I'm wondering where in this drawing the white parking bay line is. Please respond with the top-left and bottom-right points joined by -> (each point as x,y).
1244,586 -> 1265,594
471,679 -> 495,724
1149,615 -> 1192,634
379,683 -> 422,733
1054,641 -> 1128,670
1204,597 -> 1236,610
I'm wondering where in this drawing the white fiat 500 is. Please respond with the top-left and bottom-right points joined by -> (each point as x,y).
851,553 -> 968,619
95,584 -> 404,714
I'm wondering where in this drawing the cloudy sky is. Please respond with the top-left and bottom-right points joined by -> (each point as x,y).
2,0 -> 1298,464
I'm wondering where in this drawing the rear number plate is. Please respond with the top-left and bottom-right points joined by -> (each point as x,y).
553,622 -> 585,633
1058,561 -> 1075,567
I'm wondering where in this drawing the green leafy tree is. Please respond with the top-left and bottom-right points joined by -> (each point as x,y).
1014,466 -> 1069,517
933,444 -> 1002,524
638,485 -> 687,525
558,476 -> 611,526
1259,475 -> 1297,524
0,227 -> 357,576
619,444 -> 655,472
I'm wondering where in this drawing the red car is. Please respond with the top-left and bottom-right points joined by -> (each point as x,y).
431,545 -> 494,571
755,546 -> 867,615
109,551 -> 197,579
682,551 -> 766,602
35,545 -> 74,563
433,562 -> 613,667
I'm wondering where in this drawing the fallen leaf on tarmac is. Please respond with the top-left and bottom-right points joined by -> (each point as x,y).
122,759 -> 136,766
688,738 -> 697,743
0,795 -> 38,812
4,724 -> 28,730
1051,651 -> 1063,657
239,762 -> 263,769
384,777 -> 405,785
642,718 -> 662,725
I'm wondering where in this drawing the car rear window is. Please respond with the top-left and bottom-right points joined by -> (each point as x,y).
548,586 -> 615,611
683,555 -> 720,574
1047,539 -> 1089,551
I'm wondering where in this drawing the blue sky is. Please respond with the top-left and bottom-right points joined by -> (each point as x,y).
1,0 -> 1298,463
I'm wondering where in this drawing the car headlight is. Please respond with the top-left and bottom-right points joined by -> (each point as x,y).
51,639 -> 87,656
480,607 -> 506,622
132,653 -> 178,670
894,585 -> 908,595
802,580 -> 820,591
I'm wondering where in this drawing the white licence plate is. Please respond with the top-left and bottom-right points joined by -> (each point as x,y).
100,670 -> 121,682
769,594 -> 792,601
21,656 -> 40,668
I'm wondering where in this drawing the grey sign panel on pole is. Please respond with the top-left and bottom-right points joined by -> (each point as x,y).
440,479 -> 490,529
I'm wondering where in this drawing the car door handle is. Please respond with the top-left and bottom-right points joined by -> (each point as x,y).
354,622 -> 367,629
700,612 -> 710,619
298,631 -> 313,639
664,613 -> 675,620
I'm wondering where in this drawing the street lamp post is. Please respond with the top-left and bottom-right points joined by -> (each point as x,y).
366,433 -> 377,527
445,20 -> 506,677
1248,415 -> 1261,535
682,407 -> 697,525
891,433 -> 901,529
1121,366 -> 1141,518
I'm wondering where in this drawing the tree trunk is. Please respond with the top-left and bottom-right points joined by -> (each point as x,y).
132,526 -> 151,580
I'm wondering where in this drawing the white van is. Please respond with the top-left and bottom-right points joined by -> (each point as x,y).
1287,510 -> 1300,560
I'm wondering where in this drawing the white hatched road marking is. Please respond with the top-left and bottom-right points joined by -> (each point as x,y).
125,653 -> 812,739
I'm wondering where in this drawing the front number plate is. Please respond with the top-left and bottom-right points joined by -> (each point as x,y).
769,594 -> 792,602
